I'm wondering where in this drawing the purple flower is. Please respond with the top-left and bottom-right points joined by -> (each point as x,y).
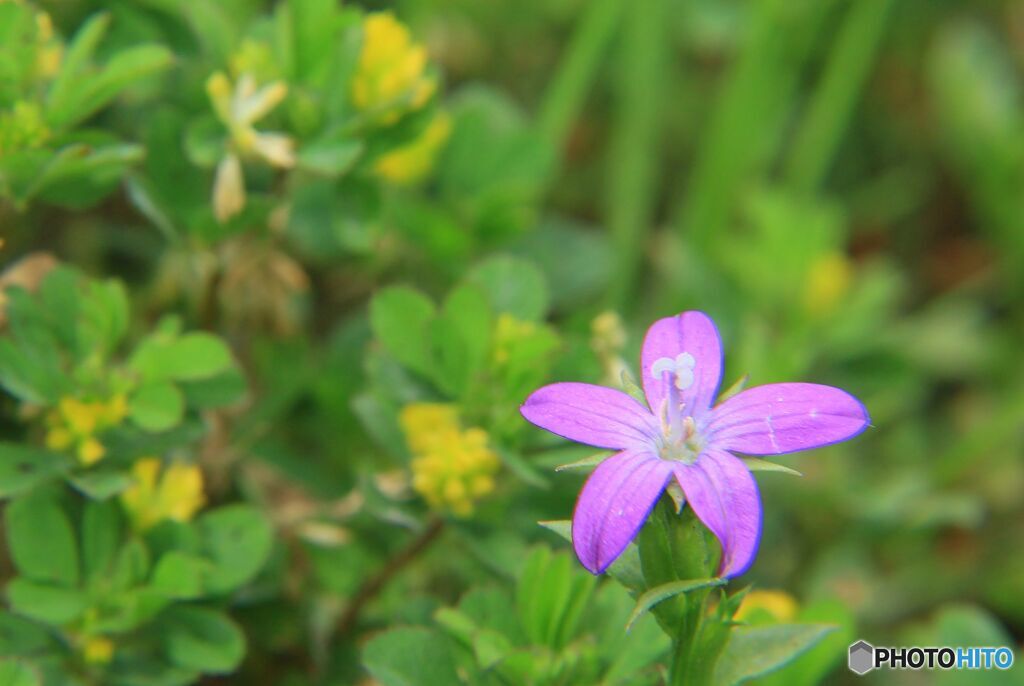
521,311 -> 869,578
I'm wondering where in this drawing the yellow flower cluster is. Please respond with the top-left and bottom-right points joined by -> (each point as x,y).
120,458 -> 205,531
351,12 -> 436,121
400,403 -> 499,517
0,101 -> 50,155
32,9 -> 62,78
492,313 -> 538,365
45,395 -> 128,465
374,111 -> 451,185
735,589 -> 798,623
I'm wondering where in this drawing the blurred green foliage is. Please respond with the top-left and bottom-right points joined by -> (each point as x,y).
1,0 -> 1022,684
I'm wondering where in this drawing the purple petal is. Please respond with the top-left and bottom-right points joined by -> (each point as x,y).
708,382 -> 869,455
572,450 -> 672,574
521,382 -> 659,451
641,311 -> 723,420
674,448 -> 761,578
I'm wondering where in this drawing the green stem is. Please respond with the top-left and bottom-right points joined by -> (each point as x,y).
536,0 -> 624,154
672,0 -> 836,254
604,0 -> 668,310
785,0 -> 894,192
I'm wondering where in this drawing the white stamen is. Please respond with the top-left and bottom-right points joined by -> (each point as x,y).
650,353 -> 696,391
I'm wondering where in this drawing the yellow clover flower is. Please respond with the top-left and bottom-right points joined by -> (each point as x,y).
374,111 -> 451,185
44,394 -> 128,466
120,458 -> 205,531
206,71 -> 295,222
351,12 -> 436,122
400,403 -> 500,517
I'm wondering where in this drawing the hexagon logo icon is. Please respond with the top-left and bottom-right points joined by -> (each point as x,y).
849,640 -> 875,675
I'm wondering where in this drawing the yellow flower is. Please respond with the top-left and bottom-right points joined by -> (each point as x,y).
0,101 -> 51,155
77,437 -> 105,466
34,11 -> 62,78
400,404 -> 499,517
492,313 -> 537,365
374,111 -> 451,185
735,589 -> 799,623
82,636 -> 114,665
206,71 -> 295,222
351,12 -> 436,121
121,458 -> 205,531
45,394 -> 128,466
803,252 -> 853,317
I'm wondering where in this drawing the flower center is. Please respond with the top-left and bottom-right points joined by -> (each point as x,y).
650,356 -> 703,464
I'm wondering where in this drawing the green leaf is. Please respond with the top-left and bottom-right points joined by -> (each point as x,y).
297,137 -> 364,177
0,611 -> 54,657
0,445 -> 71,499
5,493 -> 78,586
362,627 -> 460,686
740,457 -> 802,477
554,451 -> 612,472
151,552 -> 209,600
130,332 -> 234,382
713,624 -> 836,686
179,368 -> 247,409
466,255 -> 549,320
538,520 -> 645,590
25,143 -> 144,208
129,381 -> 186,432
626,578 -> 727,631
717,374 -> 749,403
6,579 -> 87,625
48,44 -> 173,130
69,469 -> 132,500
0,659 -> 41,686
46,13 -> 111,122
432,285 -> 492,397
369,286 -> 437,378
162,606 -> 245,674
516,547 -> 595,650
494,447 -> 549,488
198,505 -> 273,594
81,499 -> 122,584
759,599 -> 855,686
109,538 -> 150,592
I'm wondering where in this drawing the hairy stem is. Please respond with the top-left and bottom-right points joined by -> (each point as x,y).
336,516 -> 446,636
